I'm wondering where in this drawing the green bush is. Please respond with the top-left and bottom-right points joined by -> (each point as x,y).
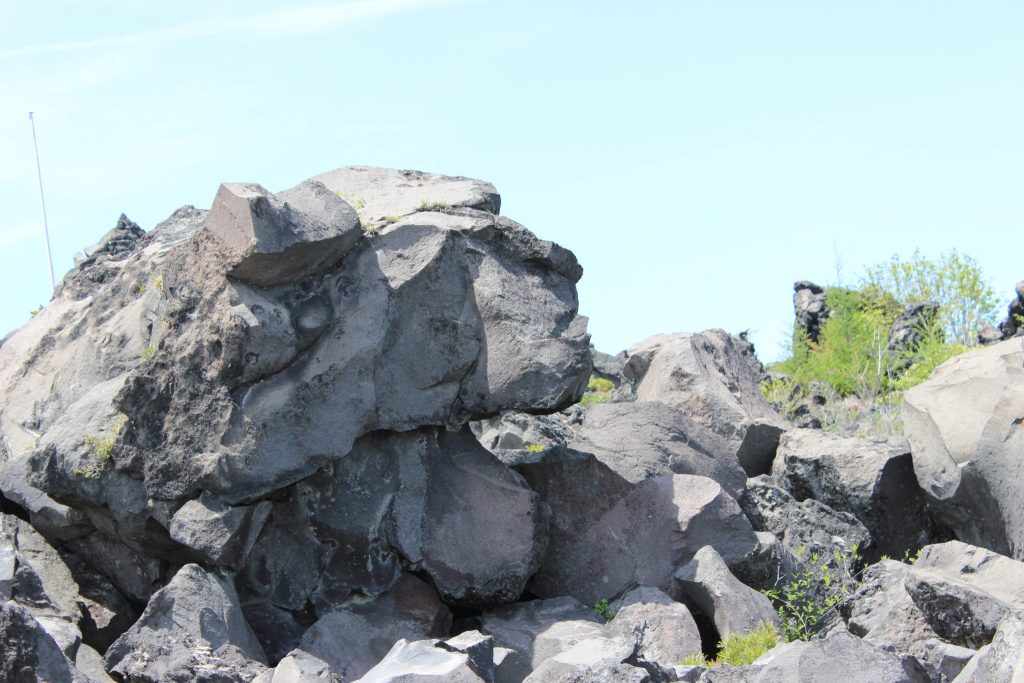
580,376 -> 615,406
862,249 -> 998,347
763,543 -> 861,642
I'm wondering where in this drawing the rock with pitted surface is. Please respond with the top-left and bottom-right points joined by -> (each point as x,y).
0,599 -> 82,683
622,330 -> 785,477
608,586 -> 703,671
902,337 -> 1024,560
771,429 -> 945,558
953,609 -> 1024,683
793,281 -> 828,344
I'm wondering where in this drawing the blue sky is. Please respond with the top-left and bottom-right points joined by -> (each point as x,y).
1,1 -> 1021,361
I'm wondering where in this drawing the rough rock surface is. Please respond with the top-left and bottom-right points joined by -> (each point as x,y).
997,280 -> 1024,339
515,447 -> 757,604
104,564 -> 267,682
741,476 -> 873,563
793,281 -> 829,344
0,599 -> 81,683
621,330 -> 785,477
357,638 -> 485,682
771,429 -> 943,558
953,609 -> 1024,683
522,635 -> 651,683
902,337 -> 1024,559
674,545 -> 780,638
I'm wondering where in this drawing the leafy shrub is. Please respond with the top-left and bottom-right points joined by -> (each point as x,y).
763,543 -> 861,642
593,599 -> 612,621
862,249 -> 998,347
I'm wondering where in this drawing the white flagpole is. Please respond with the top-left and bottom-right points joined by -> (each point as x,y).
28,112 -> 56,291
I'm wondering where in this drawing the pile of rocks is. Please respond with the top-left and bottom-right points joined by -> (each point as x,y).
1,167 -> 1022,682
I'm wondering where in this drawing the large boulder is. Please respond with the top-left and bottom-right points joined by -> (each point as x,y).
515,447 -> 758,604
0,168 -> 590,550
0,599 -> 82,683
622,330 -> 785,477
674,546 -> 780,639
567,401 -> 747,499
902,337 -> 1024,559
771,429 -> 943,558
479,596 -> 606,671
279,573 -> 450,681
953,609 -> 1024,683
104,563 -> 268,682
239,426 -> 547,612
608,586 -> 703,671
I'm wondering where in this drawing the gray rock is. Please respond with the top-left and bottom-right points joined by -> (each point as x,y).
472,411 -> 573,454
479,596 -> 605,671
205,180 -> 362,286
793,281 -> 829,345
112,185 -> 589,505
952,609 -> 1024,683
0,599 -> 80,683
241,426 -> 546,612
608,586 -> 703,670
674,545 -> 780,638
731,531 -> 803,592
997,280 -> 1024,339
265,649 -> 339,682
64,532 -> 163,604
699,629 -> 927,682
290,573 -> 450,681
920,639 -> 976,682
438,631 -> 496,682
516,447 -> 757,604
905,541 -> 1024,649
771,429 -> 942,558
356,639 -> 484,683
59,548 -> 138,652
312,166 -> 501,225
622,330 -> 785,477
741,476 -> 873,564
75,643 -> 117,683
522,636 -> 650,683
0,453 -> 91,540
902,337 -> 1024,559
1,514 -> 83,656
568,401 -> 747,499
169,491 -> 271,569
104,563 -> 268,682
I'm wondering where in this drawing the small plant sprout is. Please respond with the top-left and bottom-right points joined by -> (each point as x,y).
142,345 -> 157,361
29,305 -> 43,318
363,223 -> 379,237
593,599 -> 613,621
153,274 -> 164,291
524,442 -> 545,453
383,215 -> 401,225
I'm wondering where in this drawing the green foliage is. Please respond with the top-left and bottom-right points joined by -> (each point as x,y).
143,345 -> 157,361
29,304 -> 43,318
678,622 -> 779,668
524,442 -> 545,453
593,599 -> 613,621
763,543 -> 861,642
580,376 -> 615,406
363,223 -> 379,236
383,215 -> 401,225
862,249 -> 998,347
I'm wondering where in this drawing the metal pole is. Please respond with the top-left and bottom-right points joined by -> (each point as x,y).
28,112 -> 56,291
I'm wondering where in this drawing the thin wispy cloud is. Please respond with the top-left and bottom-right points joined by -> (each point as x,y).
0,0 -> 475,59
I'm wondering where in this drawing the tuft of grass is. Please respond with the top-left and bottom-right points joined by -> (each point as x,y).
84,434 -> 115,462
153,274 -> 164,291
417,200 -> 455,213
383,214 -> 401,225
142,345 -> 157,361
678,653 -> 708,667
716,623 -> 779,666
29,305 -> 43,318
524,443 -> 545,453
72,464 -> 104,480
363,224 -> 379,237
680,622 -> 779,668
336,193 -> 367,209
580,376 -> 615,406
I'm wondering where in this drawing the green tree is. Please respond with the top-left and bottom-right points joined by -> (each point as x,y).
861,249 -> 998,346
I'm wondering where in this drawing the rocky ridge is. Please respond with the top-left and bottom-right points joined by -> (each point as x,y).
0,166 -> 1021,682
